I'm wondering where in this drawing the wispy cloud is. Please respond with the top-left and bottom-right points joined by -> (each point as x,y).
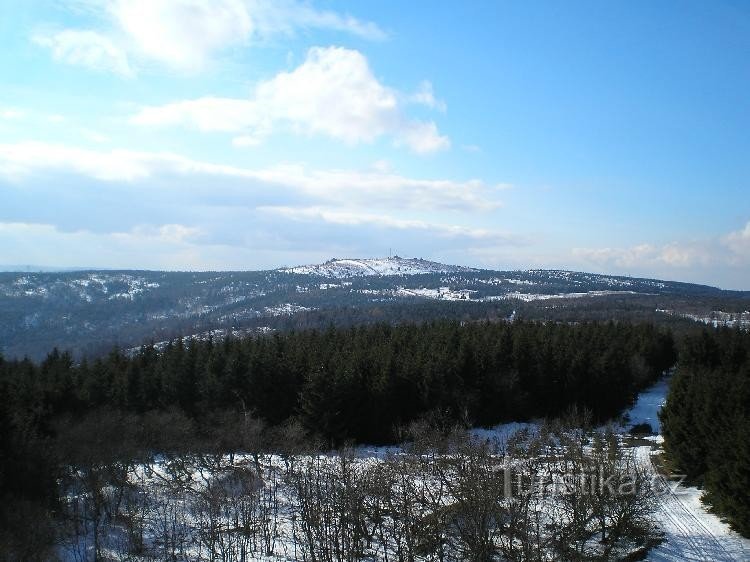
723,221 -> 750,261
408,81 -> 446,112
246,163 -> 504,211
131,47 -> 449,153
0,142 -> 499,211
34,0 -> 386,74
574,222 -> 750,272
0,221 -> 211,270
240,0 -> 387,41
0,141 -> 514,268
0,108 -> 26,120
258,206 -> 521,245
572,243 -> 711,269
32,29 -> 134,77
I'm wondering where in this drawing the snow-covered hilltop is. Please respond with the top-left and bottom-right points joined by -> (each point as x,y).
280,256 -> 478,278
1,261 -> 746,361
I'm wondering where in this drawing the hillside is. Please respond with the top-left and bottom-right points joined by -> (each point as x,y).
281,256 -> 478,277
1,257 -> 748,360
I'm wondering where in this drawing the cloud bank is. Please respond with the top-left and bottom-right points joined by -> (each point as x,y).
0,141 -> 509,269
33,0 -> 386,74
131,47 -> 449,153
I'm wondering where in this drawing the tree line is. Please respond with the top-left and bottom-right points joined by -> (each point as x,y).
660,327 -> 750,536
0,320 -> 676,558
3,320 -> 675,442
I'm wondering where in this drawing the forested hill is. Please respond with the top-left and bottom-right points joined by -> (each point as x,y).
1,257 -> 747,360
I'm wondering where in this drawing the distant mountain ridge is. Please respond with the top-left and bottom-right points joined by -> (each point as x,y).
281,256 -> 478,278
1,257 -> 748,360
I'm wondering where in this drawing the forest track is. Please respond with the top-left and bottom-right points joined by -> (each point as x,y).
635,446 -> 743,561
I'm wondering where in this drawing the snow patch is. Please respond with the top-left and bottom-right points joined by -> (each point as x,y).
281,256 -> 477,278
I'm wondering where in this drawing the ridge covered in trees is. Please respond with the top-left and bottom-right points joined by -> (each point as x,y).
661,328 -> 750,535
3,266 -> 743,361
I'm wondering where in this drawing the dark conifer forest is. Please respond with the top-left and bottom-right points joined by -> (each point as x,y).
1,320 -> 676,445
661,328 -> 750,536
0,320 -> 677,555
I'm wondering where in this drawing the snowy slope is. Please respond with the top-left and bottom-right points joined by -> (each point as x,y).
280,256 -> 478,278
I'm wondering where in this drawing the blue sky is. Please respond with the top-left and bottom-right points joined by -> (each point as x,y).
1,1 -> 749,289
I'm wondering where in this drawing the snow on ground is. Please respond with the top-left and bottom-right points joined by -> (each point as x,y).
55,373 -> 750,561
620,376 -> 671,433
349,286 -> 644,303
281,256 -> 477,278
124,327 -> 271,354
621,376 -> 750,561
469,421 -> 539,444
262,303 -> 314,316
504,278 -> 536,285
637,446 -> 750,561
656,309 -> 750,330
395,286 -> 475,300
474,277 -> 538,286
501,290 -> 642,302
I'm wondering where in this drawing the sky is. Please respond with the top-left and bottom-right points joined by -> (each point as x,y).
0,1 -> 749,289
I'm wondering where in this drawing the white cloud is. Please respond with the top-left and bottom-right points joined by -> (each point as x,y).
723,221 -> 750,260
573,225 -> 750,271
0,219 -> 433,272
240,0 -> 387,41
0,142 -> 153,181
0,142 -> 499,211
123,223 -> 202,244
232,135 -> 263,148
248,164 -> 501,210
371,160 -> 392,173
109,0 -> 252,71
0,140 -> 520,273
394,121 -> 450,154
0,108 -> 26,120
32,29 -> 133,76
572,242 -> 712,269
570,231 -> 750,289
132,46 -> 449,152
0,221 -> 206,269
409,81 -> 446,111
80,128 -> 109,143
132,97 -> 260,133
258,206 -> 515,243
37,0 -> 385,74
